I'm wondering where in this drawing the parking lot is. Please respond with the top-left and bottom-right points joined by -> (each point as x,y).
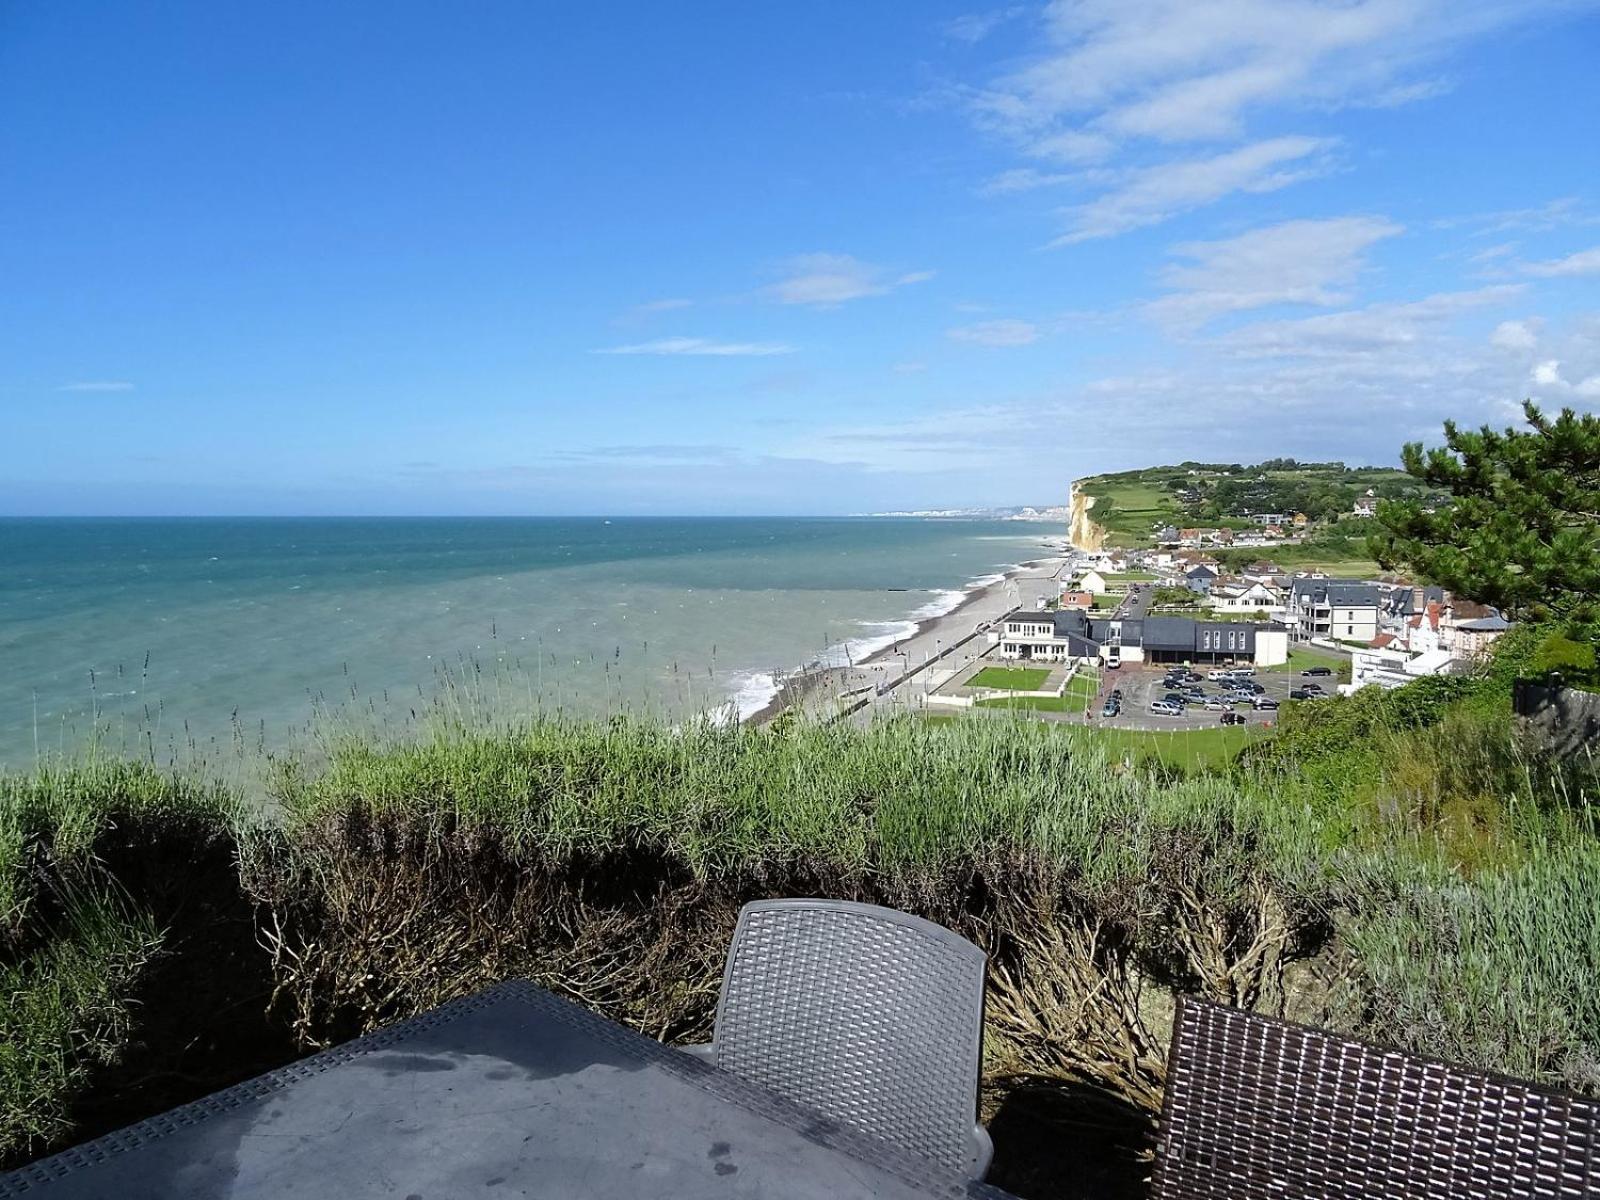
1089,661 -> 1333,731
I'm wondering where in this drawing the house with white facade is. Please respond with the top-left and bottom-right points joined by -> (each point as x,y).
1076,568 -> 1110,595
1352,492 -> 1380,517
1207,579 -> 1284,615
1286,579 -> 1383,644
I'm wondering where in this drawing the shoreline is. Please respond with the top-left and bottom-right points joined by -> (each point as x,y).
742,552 -> 1067,725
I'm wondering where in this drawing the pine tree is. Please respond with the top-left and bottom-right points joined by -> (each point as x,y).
1370,401 -> 1600,620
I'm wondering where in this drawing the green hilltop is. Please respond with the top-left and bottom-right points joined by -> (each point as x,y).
1075,458 -> 1441,576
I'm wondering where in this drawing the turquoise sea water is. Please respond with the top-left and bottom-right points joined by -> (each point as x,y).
0,517 -> 1055,769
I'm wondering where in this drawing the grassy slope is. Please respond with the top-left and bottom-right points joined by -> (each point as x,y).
1076,472 -> 1186,547
1075,461 -> 1412,566
3,661 -> 1597,1178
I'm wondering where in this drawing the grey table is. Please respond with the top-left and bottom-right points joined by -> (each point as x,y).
1,980 -> 1018,1199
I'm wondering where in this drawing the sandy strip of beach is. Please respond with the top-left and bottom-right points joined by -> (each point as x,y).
746,555 -> 1068,724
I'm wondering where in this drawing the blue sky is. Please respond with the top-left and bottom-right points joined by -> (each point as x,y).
3,1 -> 1599,515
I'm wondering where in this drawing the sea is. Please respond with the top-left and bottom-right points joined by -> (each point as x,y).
0,517 -> 1056,771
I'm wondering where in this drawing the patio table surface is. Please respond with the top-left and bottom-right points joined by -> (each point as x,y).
0,979 -> 1020,1200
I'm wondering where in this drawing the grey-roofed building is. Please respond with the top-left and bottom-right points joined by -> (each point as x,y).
1287,578 -> 1383,643
995,606 -> 1288,665
995,609 -> 1103,663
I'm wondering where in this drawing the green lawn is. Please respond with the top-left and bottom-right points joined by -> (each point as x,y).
1073,724 -> 1271,771
1104,571 -> 1159,581
1268,647 -> 1352,681
975,693 -> 1091,714
968,665 -> 1050,691
975,672 -> 1097,714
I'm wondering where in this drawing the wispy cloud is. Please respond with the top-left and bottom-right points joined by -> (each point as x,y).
959,0 -> 1576,241
58,380 -> 134,393
630,297 -> 693,314
1523,246 -> 1600,277
594,337 -> 796,357
764,253 -> 934,306
1052,136 -> 1336,244
1439,196 -> 1598,235
1212,285 -> 1524,359
1146,215 -> 1403,326
946,318 -> 1040,346
942,7 -> 1025,44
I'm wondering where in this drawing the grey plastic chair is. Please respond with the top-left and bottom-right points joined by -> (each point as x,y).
684,898 -> 992,1179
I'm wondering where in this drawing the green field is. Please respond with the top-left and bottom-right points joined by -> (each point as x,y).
1074,723 -> 1271,771
1077,474 -> 1185,546
968,665 -> 1050,691
975,673 -> 1098,714
1264,646 -> 1353,683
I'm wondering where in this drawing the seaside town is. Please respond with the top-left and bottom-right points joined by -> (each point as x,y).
816,462 -> 1515,736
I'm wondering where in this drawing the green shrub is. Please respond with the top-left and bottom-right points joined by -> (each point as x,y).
1339,839 -> 1600,1091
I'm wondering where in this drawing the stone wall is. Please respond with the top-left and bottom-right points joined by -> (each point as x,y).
1515,679 -> 1600,758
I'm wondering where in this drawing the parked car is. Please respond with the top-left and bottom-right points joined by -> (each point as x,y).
1289,689 -> 1313,700
1203,698 -> 1230,711
1109,689 -> 1124,701
1181,671 -> 1204,683
1245,682 -> 1266,694
1181,687 -> 1207,700
1100,701 -> 1120,718
1302,666 -> 1334,676
1219,712 -> 1248,725
1162,692 -> 1189,706
1150,700 -> 1183,716
1301,682 -> 1324,694
1231,667 -> 1257,678
1251,697 -> 1279,710
1208,669 -> 1236,681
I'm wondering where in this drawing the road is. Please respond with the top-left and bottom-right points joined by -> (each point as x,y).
842,561 -> 1066,724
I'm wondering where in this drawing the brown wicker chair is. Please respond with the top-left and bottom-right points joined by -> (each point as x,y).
1151,996 -> 1600,1199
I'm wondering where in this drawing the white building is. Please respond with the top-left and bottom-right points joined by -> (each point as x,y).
1286,579 -> 1382,644
1207,579 -> 1284,616
1076,568 -> 1110,595
1344,646 -> 1462,693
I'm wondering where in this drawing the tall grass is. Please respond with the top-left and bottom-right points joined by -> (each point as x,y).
0,701 -> 1595,1195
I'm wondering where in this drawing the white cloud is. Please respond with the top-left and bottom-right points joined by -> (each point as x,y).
1532,359 -> 1564,386
960,1 -> 1577,240
979,167 -> 1076,195
764,254 -> 934,306
1147,215 -> 1402,325
1523,246 -> 1600,277
631,298 -> 693,313
58,381 -> 134,392
946,319 -> 1040,346
943,7 -> 1025,43
1490,319 -> 1539,350
595,337 -> 796,357
1052,136 -> 1335,244
1215,285 -> 1524,358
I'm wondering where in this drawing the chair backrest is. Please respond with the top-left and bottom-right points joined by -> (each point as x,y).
710,899 -> 986,1174
1152,995 -> 1600,1200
